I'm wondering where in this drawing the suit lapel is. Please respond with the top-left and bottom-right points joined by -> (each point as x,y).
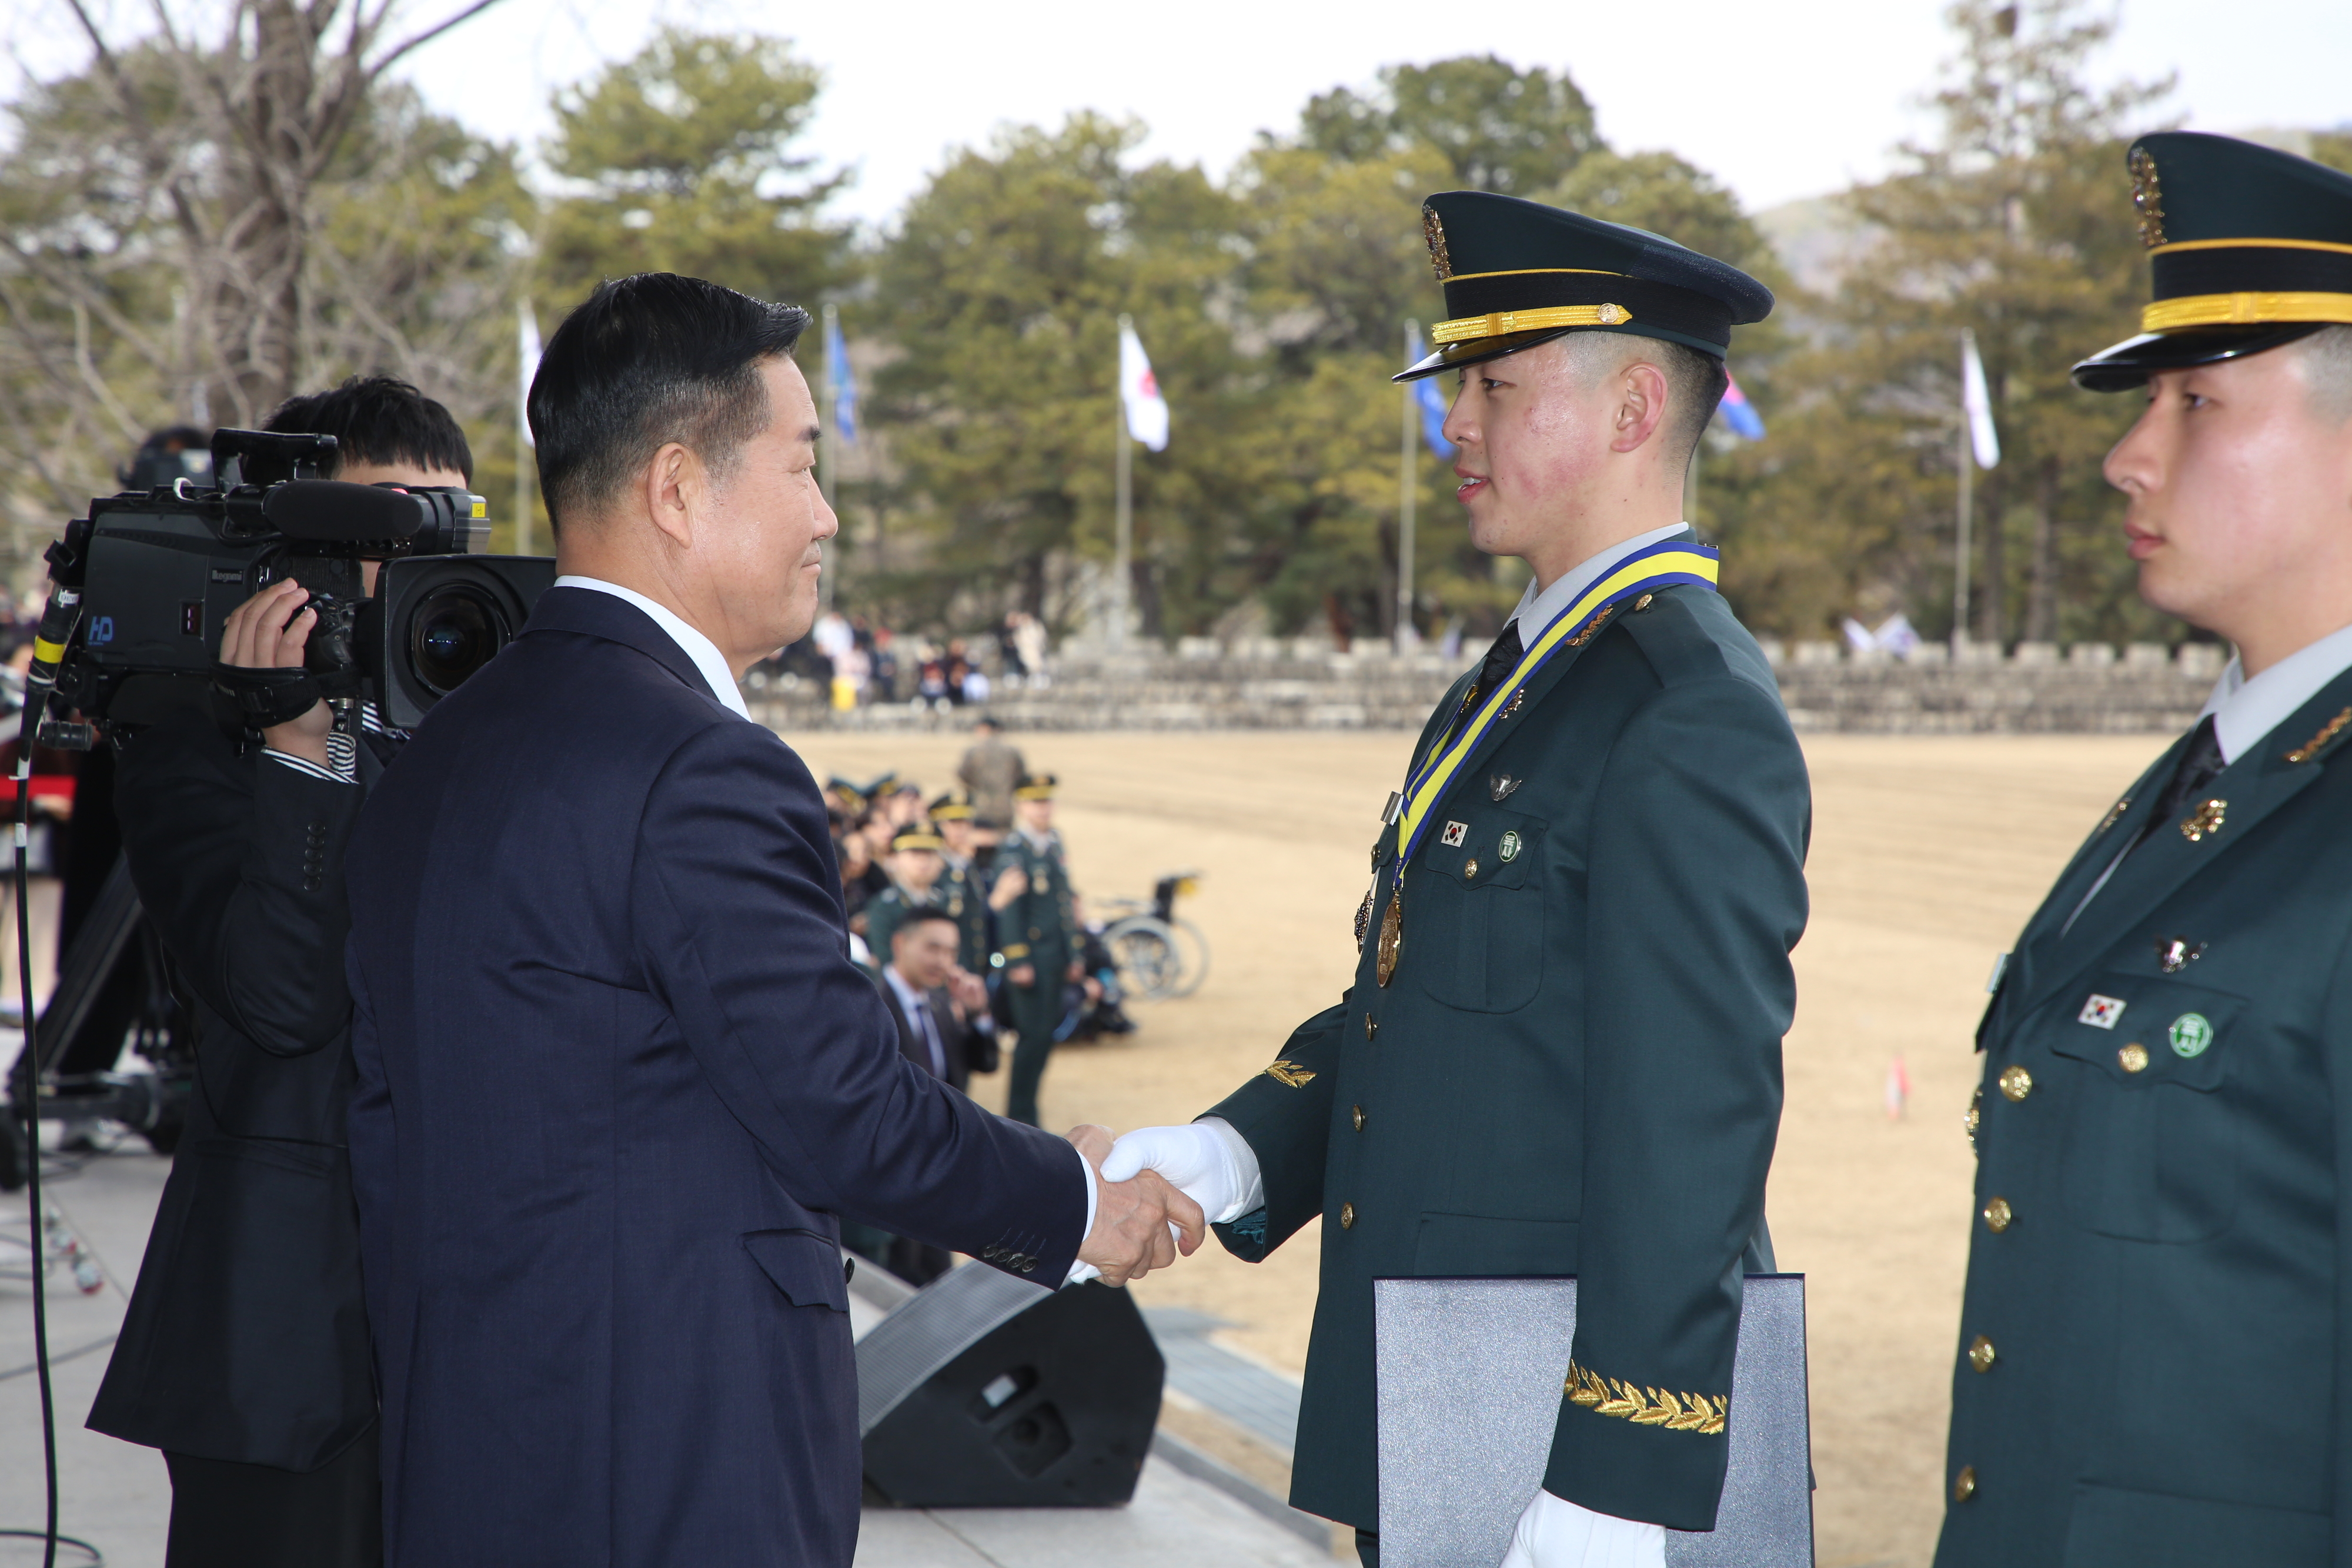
2021,673 -> 2352,1015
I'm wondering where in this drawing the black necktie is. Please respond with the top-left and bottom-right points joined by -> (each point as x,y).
1451,620 -> 1524,742
2136,714 -> 2226,851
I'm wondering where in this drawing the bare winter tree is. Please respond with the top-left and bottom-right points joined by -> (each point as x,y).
0,0 -> 513,565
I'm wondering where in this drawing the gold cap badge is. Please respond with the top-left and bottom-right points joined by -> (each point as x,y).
1423,205 -> 1452,281
2129,146 -> 2166,249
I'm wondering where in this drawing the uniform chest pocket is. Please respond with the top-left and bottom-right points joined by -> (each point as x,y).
1414,808 -> 1546,1014
2044,973 -> 2248,1244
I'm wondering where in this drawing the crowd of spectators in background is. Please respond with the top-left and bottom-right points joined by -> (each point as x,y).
784,607 -> 1052,712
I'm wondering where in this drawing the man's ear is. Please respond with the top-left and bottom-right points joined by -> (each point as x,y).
642,442 -> 703,550
1611,361 -> 1671,454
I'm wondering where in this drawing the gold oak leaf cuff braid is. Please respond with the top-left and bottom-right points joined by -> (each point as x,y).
1564,1360 -> 1728,1436
1262,1059 -> 1317,1088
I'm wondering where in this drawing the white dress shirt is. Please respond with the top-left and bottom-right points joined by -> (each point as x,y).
559,574 -> 1099,1272
1503,520 -> 1694,639
553,574 -> 751,718
2199,621 -> 2352,765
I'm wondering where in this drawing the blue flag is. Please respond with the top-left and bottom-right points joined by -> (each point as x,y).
1415,375 -> 1456,460
1718,372 -> 1765,442
826,312 -> 859,446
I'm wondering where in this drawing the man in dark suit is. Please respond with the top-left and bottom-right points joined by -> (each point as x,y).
1937,135 -> 2352,1568
871,908 -> 1000,1282
1109,193 -> 1807,1566
86,376 -> 475,1568
342,272 -> 1197,1568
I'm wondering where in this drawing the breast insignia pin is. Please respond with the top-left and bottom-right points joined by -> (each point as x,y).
2155,937 -> 2205,974
2077,994 -> 2127,1030
2179,798 -> 2226,842
1498,830 -> 1524,862
1440,820 -> 1468,848
1490,773 -> 1522,801
2169,1012 -> 2214,1059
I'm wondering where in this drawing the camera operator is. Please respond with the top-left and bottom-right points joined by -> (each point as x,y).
84,376 -> 473,1568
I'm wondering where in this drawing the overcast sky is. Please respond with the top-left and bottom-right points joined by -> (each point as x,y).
11,0 -> 2351,226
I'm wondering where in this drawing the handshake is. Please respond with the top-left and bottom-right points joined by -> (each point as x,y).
1065,1121 -> 1259,1286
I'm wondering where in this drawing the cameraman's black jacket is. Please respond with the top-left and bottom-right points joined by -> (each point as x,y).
86,693 -> 394,1472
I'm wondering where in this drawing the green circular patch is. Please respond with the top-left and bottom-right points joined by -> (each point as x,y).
1498,830 -> 1524,862
2169,1012 -> 2214,1059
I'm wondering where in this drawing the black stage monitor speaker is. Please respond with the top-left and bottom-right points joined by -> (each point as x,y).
856,1263 -> 1164,1507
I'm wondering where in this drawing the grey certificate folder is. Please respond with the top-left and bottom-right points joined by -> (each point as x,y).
1374,1275 -> 1812,1567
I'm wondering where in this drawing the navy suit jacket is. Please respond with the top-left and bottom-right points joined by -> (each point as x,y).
344,587 -> 1087,1566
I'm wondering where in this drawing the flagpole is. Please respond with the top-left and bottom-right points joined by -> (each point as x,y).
1953,328 -> 1975,656
1114,312 -> 1134,650
1396,319 -> 1418,652
821,302 -> 840,611
515,299 -> 534,558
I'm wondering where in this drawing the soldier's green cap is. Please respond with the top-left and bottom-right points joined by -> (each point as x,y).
890,830 -> 944,854
927,791 -> 975,822
2074,132 -> 2352,392
1013,773 -> 1058,800
1397,190 -> 1775,383
826,771 -> 896,804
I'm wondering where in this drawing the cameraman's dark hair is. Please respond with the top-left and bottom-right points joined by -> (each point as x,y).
265,375 -> 475,484
530,273 -> 812,531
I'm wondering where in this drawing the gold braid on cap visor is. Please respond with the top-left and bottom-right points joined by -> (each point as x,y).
2141,292 -> 2352,332
1430,302 -> 1633,345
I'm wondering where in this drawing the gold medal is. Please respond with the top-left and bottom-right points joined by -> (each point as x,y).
1376,883 -> 1404,987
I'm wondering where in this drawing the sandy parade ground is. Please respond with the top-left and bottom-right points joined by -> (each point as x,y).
786,726 -> 2176,1568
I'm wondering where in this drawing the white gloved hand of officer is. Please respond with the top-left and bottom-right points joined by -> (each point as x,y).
1498,1489 -> 1666,1568
1101,1119 -> 1264,1227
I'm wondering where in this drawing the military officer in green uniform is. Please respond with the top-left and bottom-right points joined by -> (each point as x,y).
863,827 -> 948,971
1934,133 -> 2352,1568
928,791 -> 995,977
1107,192 -> 1809,1564
993,773 -> 1082,1127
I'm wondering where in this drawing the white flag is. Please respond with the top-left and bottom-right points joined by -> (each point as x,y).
519,302 -> 544,448
1118,321 -> 1169,452
1961,328 -> 1999,469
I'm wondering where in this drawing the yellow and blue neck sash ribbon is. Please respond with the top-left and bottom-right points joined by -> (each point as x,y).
1393,539 -> 1720,871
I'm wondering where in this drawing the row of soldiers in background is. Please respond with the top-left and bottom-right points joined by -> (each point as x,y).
827,763 -> 1134,1283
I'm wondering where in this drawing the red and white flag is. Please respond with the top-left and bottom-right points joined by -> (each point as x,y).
1119,322 -> 1169,452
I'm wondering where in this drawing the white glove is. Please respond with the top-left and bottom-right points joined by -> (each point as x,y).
1498,1490 -> 1666,1568
1101,1119 -> 1262,1226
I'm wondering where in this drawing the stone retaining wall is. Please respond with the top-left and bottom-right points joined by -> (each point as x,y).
750,638 -> 2226,735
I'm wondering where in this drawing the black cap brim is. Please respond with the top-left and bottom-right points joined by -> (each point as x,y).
2072,324 -> 2326,392
1394,323 -> 1732,385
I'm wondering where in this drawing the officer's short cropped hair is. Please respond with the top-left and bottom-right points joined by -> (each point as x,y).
896,908 -> 960,940
2296,326 -> 2352,423
1561,332 -> 1729,470
266,376 -> 474,484
531,272 -> 811,530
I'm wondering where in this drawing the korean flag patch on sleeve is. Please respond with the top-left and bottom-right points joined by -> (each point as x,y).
2078,993 -> 2127,1030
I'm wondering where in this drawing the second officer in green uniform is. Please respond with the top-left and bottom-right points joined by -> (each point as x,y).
993,773 -> 1081,1126
1107,191 -> 1809,1563
1937,132 -> 2352,1568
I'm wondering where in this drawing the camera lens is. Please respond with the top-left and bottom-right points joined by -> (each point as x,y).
407,584 -> 510,696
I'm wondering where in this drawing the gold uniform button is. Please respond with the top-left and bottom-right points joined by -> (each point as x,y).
2119,1042 -> 2149,1073
1352,1105 -> 1366,1132
1983,1196 -> 2013,1233
1339,1203 -> 1357,1229
1953,1465 -> 1977,1503
1998,1064 -> 2033,1102
1633,592 -> 1655,612
1967,1335 -> 1997,1373
1464,857 -> 1479,880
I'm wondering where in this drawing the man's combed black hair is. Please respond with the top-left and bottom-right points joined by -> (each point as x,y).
530,273 -> 812,530
265,375 -> 475,484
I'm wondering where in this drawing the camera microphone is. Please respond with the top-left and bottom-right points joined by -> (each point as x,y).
261,480 -> 426,541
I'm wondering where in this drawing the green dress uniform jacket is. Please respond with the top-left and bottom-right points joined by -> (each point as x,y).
939,855 -> 992,977
1937,668 -> 2352,1568
1203,561 -> 1810,1534
994,831 -> 1079,992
